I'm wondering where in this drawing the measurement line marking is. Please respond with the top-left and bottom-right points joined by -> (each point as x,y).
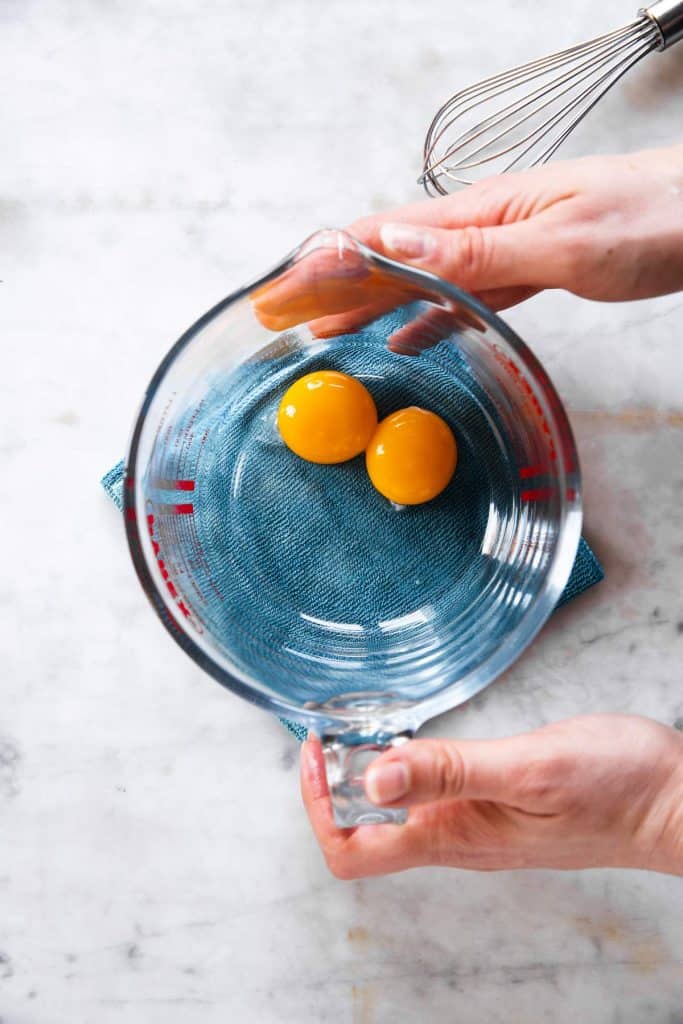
519,465 -> 545,479
155,503 -> 194,516
521,487 -> 555,502
152,478 -> 196,491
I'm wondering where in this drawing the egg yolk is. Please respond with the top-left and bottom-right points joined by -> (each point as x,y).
366,406 -> 457,505
278,370 -> 378,464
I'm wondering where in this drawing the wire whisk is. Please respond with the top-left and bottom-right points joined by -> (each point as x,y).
421,0 -> 683,193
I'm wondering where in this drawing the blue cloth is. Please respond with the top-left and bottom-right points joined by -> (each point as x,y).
103,338 -> 603,745
103,456 -> 602,616
122,334 -> 519,705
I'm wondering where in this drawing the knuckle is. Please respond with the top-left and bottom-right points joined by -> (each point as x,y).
430,742 -> 466,798
451,224 -> 490,280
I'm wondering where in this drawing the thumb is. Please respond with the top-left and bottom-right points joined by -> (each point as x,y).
379,220 -> 553,294
364,735 -> 548,808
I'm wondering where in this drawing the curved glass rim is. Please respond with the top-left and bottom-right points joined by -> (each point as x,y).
124,228 -> 582,736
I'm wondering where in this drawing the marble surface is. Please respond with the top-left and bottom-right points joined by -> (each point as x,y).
1,1 -> 682,1021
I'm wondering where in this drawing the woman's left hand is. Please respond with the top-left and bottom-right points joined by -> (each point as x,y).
300,714 -> 683,879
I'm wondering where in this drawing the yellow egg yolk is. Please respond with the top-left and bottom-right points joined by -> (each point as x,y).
278,370 -> 378,464
366,406 -> 457,505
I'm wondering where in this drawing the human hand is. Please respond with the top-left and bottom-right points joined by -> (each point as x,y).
350,144 -> 683,310
300,715 -> 683,879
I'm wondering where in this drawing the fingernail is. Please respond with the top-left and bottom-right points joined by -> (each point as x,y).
365,760 -> 409,804
380,223 -> 436,259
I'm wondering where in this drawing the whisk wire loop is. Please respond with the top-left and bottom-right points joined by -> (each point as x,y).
421,12 -> 665,193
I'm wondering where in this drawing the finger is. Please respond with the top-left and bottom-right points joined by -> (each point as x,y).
300,738 -> 443,878
311,300 -> 479,349
252,249 -> 370,331
385,289 -> 539,355
331,804 -> 444,878
307,291 -> 411,339
375,220 -> 558,294
386,306 -> 469,355
252,248 -> 419,332
310,284 -> 536,352
348,174 -> 529,252
300,737 -> 347,848
364,734 -> 555,809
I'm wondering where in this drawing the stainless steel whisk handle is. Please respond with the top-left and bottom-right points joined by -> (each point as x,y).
641,0 -> 683,48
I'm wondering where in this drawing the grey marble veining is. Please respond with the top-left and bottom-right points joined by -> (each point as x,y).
1,1 -> 682,1021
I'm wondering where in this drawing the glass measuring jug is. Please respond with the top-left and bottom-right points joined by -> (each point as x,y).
124,229 -> 581,826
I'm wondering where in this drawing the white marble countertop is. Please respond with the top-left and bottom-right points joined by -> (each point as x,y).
1,1 -> 682,1021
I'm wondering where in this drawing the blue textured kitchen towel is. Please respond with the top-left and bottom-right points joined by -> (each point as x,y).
103,301 -> 603,741
102,456 -> 603,749
103,456 -> 602,607
102,457 -> 603,608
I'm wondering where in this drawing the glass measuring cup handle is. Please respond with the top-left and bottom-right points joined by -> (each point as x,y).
321,734 -> 412,827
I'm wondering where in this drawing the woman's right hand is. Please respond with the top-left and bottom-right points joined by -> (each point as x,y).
349,143 -> 683,311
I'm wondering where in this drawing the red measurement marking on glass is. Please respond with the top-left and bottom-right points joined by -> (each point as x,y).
152,478 -> 196,492
519,465 -> 545,480
521,487 -> 555,502
155,503 -> 195,516
491,345 -> 557,462
146,508 -> 198,626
